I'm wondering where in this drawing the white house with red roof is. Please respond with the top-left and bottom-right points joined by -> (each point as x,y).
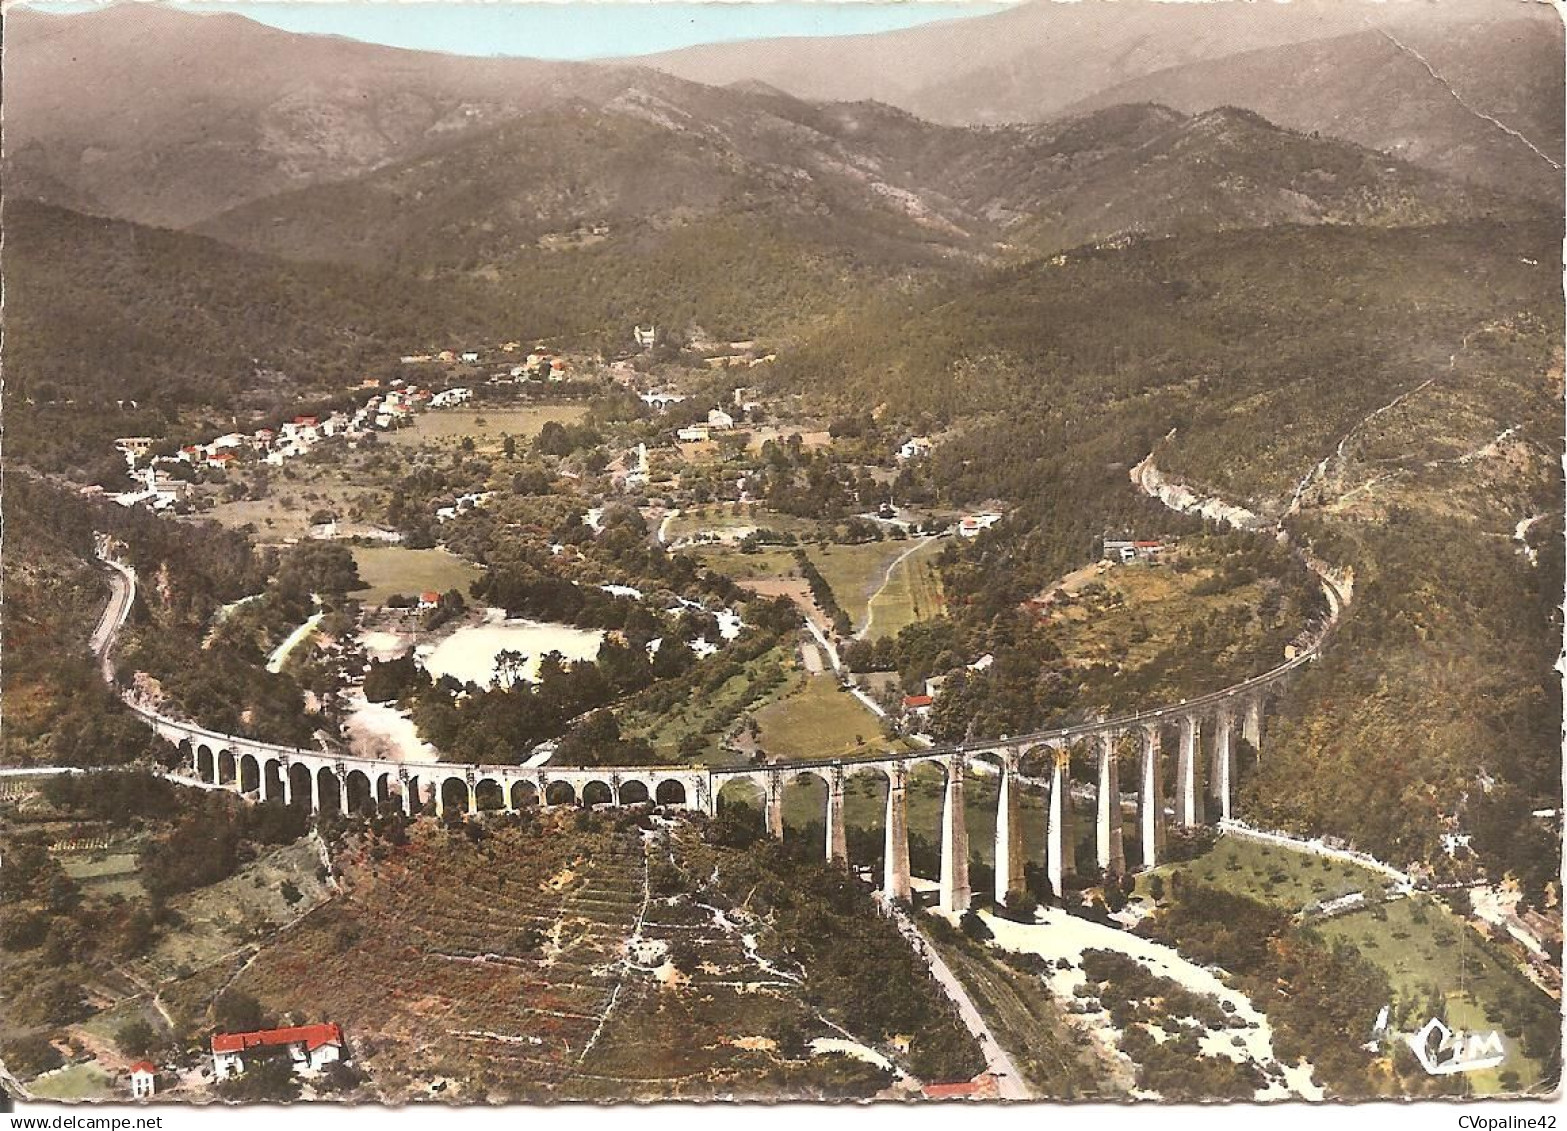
211,1023 -> 344,1078
129,1060 -> 158,1098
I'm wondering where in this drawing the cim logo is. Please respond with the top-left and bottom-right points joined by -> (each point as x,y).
1406,1017 -> 1507,1076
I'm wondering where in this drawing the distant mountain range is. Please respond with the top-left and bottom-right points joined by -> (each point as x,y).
7,0 -> 1560,240
638,0 -> 1563,201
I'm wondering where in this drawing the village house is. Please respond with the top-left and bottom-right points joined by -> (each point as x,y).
205,451 -> 238,471
211,1023 -> 345,1079
958,512 -> 1002,538
676,424 -> 712,444
897,436 -> 933,462
902,693 -> 934,719
113,436 -> 155,462
707,408 -> 736,431
460,351 -> 480,363
429,387 -> 473,408
418,591 -> 442,611
633,324 -> 658,350
1102,538 -> 1165,564
129,1061 -> 158,1099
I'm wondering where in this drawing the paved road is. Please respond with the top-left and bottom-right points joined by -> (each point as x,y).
89,545 -> 137,676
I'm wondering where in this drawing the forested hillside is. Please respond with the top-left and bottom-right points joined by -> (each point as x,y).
3,200 -> 518,477
764,217 -> 1562,882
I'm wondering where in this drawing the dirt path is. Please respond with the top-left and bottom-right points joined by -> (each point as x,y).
857,536 -> 939,641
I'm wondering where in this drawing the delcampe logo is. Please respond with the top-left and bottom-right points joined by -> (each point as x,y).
1406,1017 -> 1507,1076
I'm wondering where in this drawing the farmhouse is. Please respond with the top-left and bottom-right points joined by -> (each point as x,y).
897,436 -> 932,462
418,591 -> 441,611
211,1023 -> 345,1078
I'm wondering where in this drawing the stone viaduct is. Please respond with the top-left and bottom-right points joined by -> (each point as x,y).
100,540 -> 1347,917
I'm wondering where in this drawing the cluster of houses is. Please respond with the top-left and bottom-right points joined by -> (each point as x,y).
400,340 -> 579,384
108,381 -> 479,512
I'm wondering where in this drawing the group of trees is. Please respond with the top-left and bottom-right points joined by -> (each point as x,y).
793,550 -> 851,637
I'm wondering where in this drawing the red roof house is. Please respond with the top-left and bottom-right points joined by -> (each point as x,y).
211,1023 -> 344,1077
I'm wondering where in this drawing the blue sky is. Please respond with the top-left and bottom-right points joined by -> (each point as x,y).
23,1 -> 1018,59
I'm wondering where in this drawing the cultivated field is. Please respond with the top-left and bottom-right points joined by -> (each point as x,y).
205,484 -> 381,542
1315,897 -> 1558,1094
234,817 -> 902,1101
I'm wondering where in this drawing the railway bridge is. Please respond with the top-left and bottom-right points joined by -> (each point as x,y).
98,538 -> 1347,915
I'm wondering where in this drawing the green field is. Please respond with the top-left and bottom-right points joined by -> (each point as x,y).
1316,897 -> 1557,1095
128,838 -> 333,985
385,404 -> 589,451
753,674 -> 892,762
862,536 -> 946,641
666,504 -> 818,542
27,1061 -> 117,1101
1138,836 -> 1557,1096
350,545 -> 484,605
617,642 -> 795,765
806,541 -> 925,632
1135,834 -> 1385,913
685,546 -> 798,584
60,851 -> 144,902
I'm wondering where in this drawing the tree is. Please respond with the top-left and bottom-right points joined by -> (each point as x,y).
214,1053 -> 300,1102
116,1018 -> 159,1059
2,1035 -> 64,1079
213,990 -> 267,1034
959,910 -> 993,942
